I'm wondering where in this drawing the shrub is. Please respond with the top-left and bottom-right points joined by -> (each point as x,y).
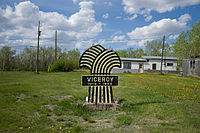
123,71 -> 131,73
119,99 -> 134,112
48,59 -> 78,72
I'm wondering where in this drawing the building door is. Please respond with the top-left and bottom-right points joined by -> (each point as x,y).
152,64 -> 156,70
139,63 -> 143,73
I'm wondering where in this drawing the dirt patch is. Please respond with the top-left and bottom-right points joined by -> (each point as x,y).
51,95 -> 73,101
16,93 -> 30,102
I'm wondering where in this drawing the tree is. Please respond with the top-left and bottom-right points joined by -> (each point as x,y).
172,20 -> 200,58
67,48 -> 80,60
133,48 -> 146,58
116,50 -> 129,58
0,46 -> 81,71
0,46 -> 16,71
66,49 -> 80,69
145,40 -> 172,57
145,40 -> 162,56
20,47 -> 36,71
117,48 -> 146,58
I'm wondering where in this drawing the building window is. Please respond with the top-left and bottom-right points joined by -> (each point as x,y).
123,62 -> 131,69
167,63 -> 173,66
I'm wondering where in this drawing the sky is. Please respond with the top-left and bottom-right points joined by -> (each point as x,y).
0,0 -> 200,53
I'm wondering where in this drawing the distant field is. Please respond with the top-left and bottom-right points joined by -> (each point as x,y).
0,71 -> 199,132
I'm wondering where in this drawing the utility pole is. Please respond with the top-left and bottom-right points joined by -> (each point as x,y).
36,21 -> 41,73
55,30 -> 57,62
160,35 -> 165,74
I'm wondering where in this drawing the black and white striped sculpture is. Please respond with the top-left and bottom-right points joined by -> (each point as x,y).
79,44 -> 121,104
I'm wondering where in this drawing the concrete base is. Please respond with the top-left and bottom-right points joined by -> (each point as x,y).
84,97 -> 120,110
84,102 -> 120,110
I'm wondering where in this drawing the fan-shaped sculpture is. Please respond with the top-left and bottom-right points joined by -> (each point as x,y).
79,44 -> 121,104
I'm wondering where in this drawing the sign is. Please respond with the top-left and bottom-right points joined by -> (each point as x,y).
79,44 -> 121,104
82,76 -> 118,86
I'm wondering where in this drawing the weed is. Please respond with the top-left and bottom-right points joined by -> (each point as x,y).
56,116 -> 65,121
119,99 -> 134,112
116,115 -> 132,126
71,125 -> 85,133
82,114 -> 95,123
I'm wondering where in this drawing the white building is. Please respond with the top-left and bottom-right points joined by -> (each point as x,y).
182,56 -> 200,77
112,56 -> 179,73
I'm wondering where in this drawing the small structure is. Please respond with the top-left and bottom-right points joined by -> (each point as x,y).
182,56 -> 200,77
79,44 -> 121,110
112,56 -> 179,73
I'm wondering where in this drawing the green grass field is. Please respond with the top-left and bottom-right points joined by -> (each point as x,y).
0,71 -> 200,132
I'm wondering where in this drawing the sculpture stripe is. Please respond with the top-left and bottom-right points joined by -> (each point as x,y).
96,45 -> 105,51
104,60 -> 121,74
98,55 -> 119,74
82,55 -> 95,60
91,47 -> 101,53
91,50 -> 113,74
95,51 -> 117,74
101,58 -> 120,74
92,47 -> 102,53
85,51 -> 96,57
80,60 -> 92,65
81,57 -> 94,63
107,63 -> 121,74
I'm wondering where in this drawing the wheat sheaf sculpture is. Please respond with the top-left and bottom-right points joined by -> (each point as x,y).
79,44 -> 121,104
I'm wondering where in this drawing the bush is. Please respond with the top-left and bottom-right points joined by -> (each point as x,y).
123,71 -> 131,73
48,59 -> 78,72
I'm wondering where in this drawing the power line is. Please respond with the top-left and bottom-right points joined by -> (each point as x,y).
6,35 -> 167,41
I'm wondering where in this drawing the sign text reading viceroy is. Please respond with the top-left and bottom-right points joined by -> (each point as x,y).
82,76 -> 118,86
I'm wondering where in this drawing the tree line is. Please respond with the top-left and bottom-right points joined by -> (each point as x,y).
0,46 -> 80,71
0,20 -> 199,71
116,40 -> 172,58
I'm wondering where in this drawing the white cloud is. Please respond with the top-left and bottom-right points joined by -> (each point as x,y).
104,2 -> 112,6
112,35 -> 125,41
0,1 -> 103,49
127,39 -> 149,47
144,15 -> 152,22
102,13 -> 109,19
75,40 -> 94,49
169,34 -> 179,40
122,0 -> 200,21
72,0 -> 83,4
127,14 -> 137,21
98,39 -> 106,45
72,0 -> 78,4
178,14 -> 191,23
127,14 -> 190,46
115,16 -> 121,19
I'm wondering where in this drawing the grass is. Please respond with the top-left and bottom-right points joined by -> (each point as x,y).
0,71 -> 200,132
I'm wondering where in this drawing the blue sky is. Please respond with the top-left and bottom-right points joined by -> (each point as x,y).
0,0 -> 200,52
